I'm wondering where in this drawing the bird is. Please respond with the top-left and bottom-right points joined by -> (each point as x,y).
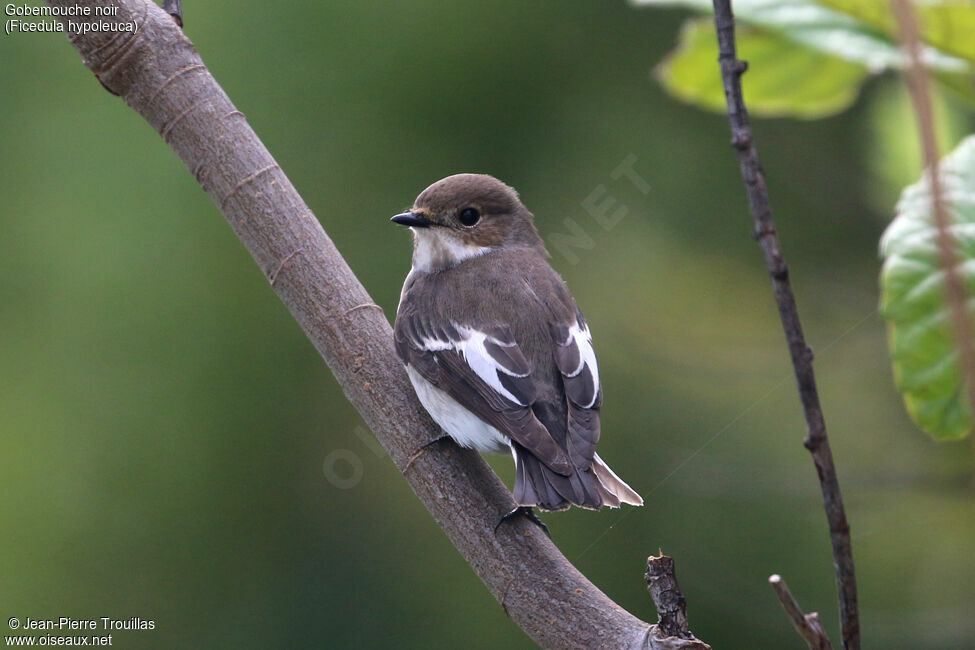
391,173 -> 643,518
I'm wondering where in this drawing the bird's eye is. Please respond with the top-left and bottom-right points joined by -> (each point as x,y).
458,207 -> 480,227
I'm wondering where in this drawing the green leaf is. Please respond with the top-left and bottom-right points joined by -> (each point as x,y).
634,0 -> 970,72
880,135 -> 975,440
818,0 -> 975,65
657,19 -> 869,117
634,0 -> 975,117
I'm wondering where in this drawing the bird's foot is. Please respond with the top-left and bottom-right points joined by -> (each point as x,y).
495,506 -> 550,538
403,434 -> 450,474
163,0 -> 183,27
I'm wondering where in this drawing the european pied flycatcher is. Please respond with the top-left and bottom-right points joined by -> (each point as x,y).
392,174 -> 642,512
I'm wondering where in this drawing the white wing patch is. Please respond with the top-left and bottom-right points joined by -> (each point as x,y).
418,325 -> 529,406
564,322 -> 600,408
416,336 -> 452,352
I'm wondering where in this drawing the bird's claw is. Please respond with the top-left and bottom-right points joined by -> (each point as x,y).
495,506 -> 550,538
403,434 -> 449,474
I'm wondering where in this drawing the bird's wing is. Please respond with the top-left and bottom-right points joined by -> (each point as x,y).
395,314 -> 572,475
549,311 -> 602,469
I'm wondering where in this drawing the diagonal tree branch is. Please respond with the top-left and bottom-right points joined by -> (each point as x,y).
46,1 -> 705,647
709,1 -> 860,648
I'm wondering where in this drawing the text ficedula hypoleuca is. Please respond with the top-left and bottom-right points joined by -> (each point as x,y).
392,174 -> 643,512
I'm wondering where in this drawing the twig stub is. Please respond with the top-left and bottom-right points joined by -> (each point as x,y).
645,555 -> 691,639
644,555 -> 711,650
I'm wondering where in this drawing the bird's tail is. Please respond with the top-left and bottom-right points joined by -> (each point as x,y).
590,452 -> 644,507
512,446 -> 643,511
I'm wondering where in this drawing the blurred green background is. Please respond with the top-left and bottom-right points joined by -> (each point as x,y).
2,1 -> 974,648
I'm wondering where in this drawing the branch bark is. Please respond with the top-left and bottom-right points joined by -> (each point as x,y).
48,1 -> 682,647
709,1 -> 860,648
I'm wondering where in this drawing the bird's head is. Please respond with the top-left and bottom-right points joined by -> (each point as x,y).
391,174 -> 545,272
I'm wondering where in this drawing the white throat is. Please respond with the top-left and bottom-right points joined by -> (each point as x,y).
411,227 -> 491,273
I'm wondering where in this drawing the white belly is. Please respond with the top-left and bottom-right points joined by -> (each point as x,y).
405,365 -> 510,454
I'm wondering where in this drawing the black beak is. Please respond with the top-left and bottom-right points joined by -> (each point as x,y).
390,212 -> 432,228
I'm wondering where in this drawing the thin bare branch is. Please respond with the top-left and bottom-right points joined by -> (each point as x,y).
891,0 -> 975,435
709,1 -> 859,648
47,1 -> 676,647
769,575 -> 834,650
